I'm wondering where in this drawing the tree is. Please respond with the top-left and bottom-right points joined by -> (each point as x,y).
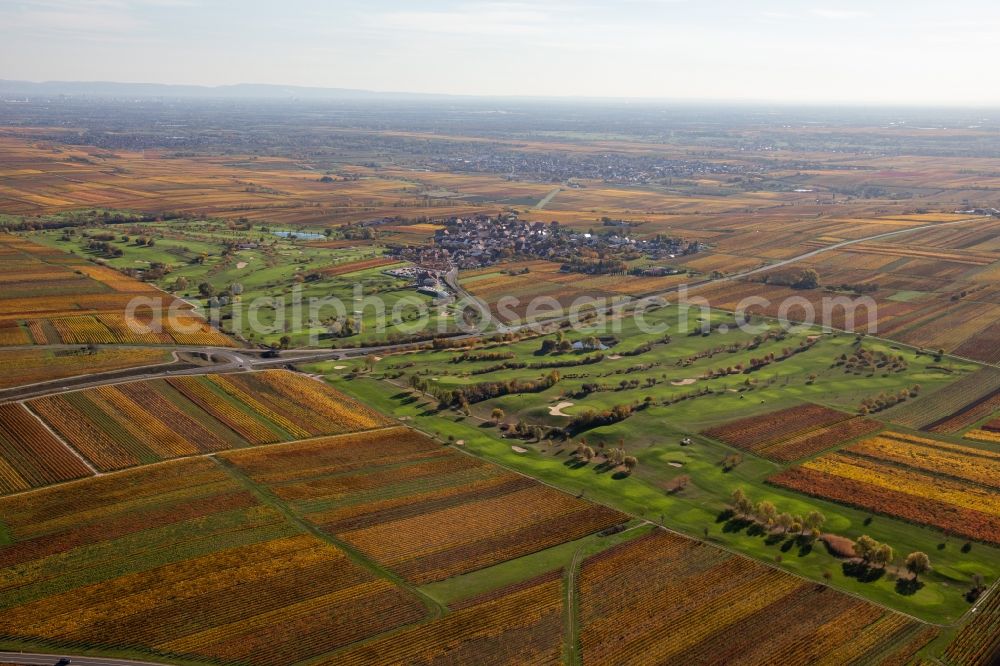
755,501 -> 777,527
854,535 -> 879,564
623,455 -> 638,473
278,335 -> 291,350
491,408 -> 505,425
872,543 -> 894,568
804,511 -> 826,533
776,513 -> 794,534
731,487 -> 752,517
793,269 -> 820,290
198,282 -> 215,298
905,552 -> 931,581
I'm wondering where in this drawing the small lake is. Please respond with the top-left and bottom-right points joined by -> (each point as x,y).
272,230 -> 325,240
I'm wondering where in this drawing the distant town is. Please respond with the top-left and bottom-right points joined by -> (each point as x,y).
387,214 -> 704,273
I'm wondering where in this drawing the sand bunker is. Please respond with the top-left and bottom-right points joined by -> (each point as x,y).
671,378 -> 697,386
511,445 -> 528,453
236,261 -> 249,269
668,461 -> 684,468
549,401 -> 574,416
332,365 -> 347,370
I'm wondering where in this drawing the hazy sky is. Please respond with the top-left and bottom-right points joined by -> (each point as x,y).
2,0 -> 998,104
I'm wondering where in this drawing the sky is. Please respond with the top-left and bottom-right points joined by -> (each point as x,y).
1,0 -> 998,105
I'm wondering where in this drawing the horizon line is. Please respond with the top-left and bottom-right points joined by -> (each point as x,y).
3,78 -> 1000,110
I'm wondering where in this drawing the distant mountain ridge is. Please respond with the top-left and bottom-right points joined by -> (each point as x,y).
0,80 -> 459,100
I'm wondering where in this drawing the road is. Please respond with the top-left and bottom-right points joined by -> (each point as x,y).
0,339 -> 440,402
0,216 -> 990,665
0,214 -> 988,404
0,652 -> 170,666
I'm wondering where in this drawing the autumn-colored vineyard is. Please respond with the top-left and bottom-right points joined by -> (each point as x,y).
578,529 -> 937,665
846,432 -> 1000,489
769,432 -> 1000,545
0,348 -> 171,390
965,427 -> 1000,444
27,370 -> 391,472
702,402 -> 880,461
943,586 -> 1000,665
321,572 -> 563,666
0,457 -> 427,666
0,234 -> 233,347
886,367 -> 1000,431
0,402 -> 92,494
223,426 -> 627,584
316,256 -> 399,276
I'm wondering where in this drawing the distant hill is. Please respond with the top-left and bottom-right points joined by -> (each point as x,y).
0,80 -> 459,100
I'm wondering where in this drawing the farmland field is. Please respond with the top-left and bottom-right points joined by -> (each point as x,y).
703,402 -> 883,461
885,367 -> 1000,431
768,432 -> 1000,545
0,234 -> 233,347
0,457 -> 428,665
943,583 -> 1000,665
324,572 -> 564,665
221,427 -> 628,584
578,529 -> 938,665
2,95 -> 1000,665
26,370 -> 391,472
0,348 -> 172,390
0,402 -> 92,494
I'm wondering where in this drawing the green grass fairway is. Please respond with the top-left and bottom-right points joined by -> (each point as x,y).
31,221 -> 453,347
307,307 -> 999,624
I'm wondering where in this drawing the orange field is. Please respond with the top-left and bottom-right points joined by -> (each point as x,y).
0,457 -> 427,666
324,571 -> 563,666
0,402 -> 92,494
769,432 -> 1000,544
28,370 -> 391,472
223,426 -> 628,584
578,529 -> 935,665
0,348 -> 171,390
702,403 -> 880,462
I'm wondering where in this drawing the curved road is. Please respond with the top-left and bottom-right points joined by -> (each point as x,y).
0,652 -> 170,666
0,215 -> 991,665
0,214 -> 991,403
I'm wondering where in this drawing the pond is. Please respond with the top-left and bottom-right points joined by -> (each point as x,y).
272,230 -> 325,240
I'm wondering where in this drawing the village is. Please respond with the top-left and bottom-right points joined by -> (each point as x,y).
387,214 -> 704,274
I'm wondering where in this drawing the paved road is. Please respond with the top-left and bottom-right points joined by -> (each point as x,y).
0,214 -> 988,403
0,340 -> 438,402
0,652 -> 170,666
